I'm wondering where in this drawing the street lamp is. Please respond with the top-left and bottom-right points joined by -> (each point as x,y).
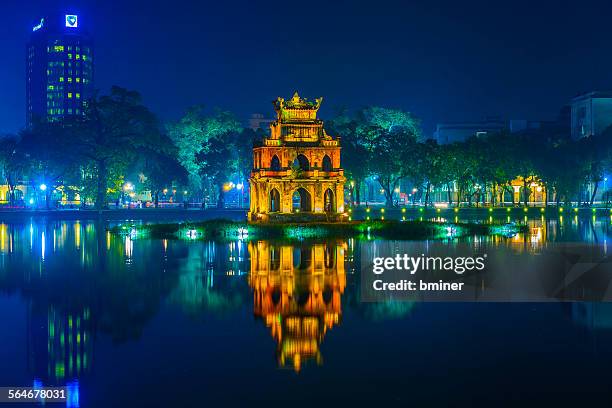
236,183 -> 244,208
39,184 -> 48,209
122,182 -> 134,207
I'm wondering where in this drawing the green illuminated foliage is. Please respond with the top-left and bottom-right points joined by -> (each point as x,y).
329,107 -> 421,207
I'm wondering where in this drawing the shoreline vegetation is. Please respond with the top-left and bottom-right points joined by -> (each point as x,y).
108,219 -> 527,241
0,205 -> 610,218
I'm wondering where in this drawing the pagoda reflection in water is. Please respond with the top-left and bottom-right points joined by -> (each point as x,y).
248,240 -> 346,372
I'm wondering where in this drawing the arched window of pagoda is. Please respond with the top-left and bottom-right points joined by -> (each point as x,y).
324,188 -> 336,213
293,154 -> 310,171
322,155 -> 333,172
269,188 -> 280,212
270,155 -> 281,171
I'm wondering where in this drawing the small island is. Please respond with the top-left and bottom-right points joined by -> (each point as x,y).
109,219 -> 525,241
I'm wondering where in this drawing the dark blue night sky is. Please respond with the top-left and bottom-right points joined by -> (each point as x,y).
2,0 -> 612,134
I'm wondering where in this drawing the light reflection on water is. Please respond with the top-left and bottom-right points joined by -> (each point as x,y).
0,216 -> 612,405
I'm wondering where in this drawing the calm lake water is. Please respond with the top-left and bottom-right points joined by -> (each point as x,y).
1,214 -> 612,406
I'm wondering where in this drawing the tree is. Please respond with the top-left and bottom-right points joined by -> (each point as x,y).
0,135 -> 26,206
18,124 -> 81,208
412,140 -> 446,207
69,86 -> 166,209
330,107 -> 421,207
371,126 -> 419,207
195,127 -> 252,208
361,106 -> 422,138
168,107 -> 242,198
130,141 -> 189,208
327,108 -> 369,205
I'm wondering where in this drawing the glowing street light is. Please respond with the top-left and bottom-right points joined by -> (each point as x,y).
236,183 -> 244,190
39,183 -> 47,191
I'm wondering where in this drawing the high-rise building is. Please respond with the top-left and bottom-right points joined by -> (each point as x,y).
26,12 -> 94,126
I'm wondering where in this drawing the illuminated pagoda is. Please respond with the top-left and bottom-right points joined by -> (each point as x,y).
248,241 -> 346,372
248,92 -> 346,222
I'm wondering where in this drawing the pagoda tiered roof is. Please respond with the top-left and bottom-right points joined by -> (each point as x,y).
273,91 -> 323,123
274,91 -> 322,111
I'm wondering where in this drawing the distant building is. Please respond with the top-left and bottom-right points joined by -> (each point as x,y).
570,91 -> 612,140
508,119 -> 541,133
26,12 -> 94,126
248,113 -> 273,131
433,117 -> 506,144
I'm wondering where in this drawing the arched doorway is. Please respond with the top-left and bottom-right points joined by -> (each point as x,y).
270,155 -> 281,171
292,188 -> 311,212
322,155 -> 332,172
324,188 -> 335,213
269,188 -> 280,212
293,154 -> 310,171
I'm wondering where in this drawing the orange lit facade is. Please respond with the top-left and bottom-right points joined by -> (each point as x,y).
248,92 -> 346,222
248,240 -> 346,371
508,176 -> 547,204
